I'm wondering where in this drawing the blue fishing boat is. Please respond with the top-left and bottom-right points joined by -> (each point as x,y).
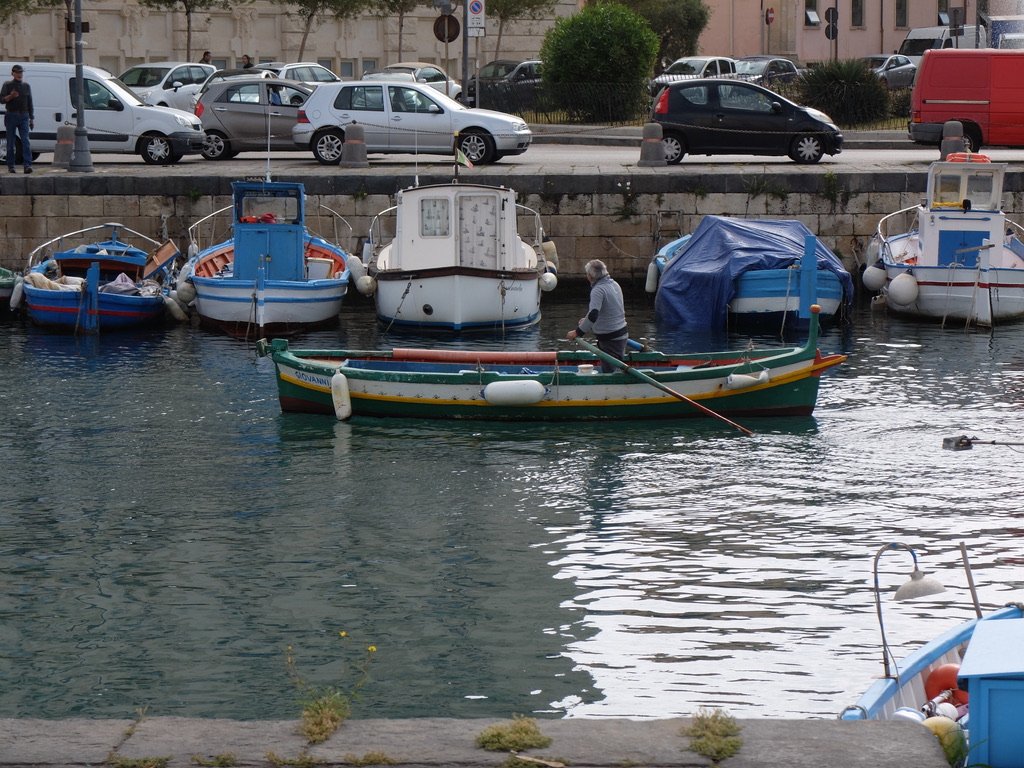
18,223 -> 180,333
841,541 -> 1024,768
647,216 -> 853,332
182,180 -> 352,338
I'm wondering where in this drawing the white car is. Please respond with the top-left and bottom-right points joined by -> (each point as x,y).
118,61 -> 215,112
293,80 -> 530,165
253,62 -> 342,85
364,61 -> 462,100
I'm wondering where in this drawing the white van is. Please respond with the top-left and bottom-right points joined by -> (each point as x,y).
897,25 -> 982,65
0,62 -> 205,165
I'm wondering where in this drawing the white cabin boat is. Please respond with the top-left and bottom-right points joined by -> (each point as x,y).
864,153 -> 1024,327
355,182 -> 557,333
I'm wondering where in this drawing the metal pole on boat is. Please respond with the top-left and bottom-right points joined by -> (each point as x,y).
798,235 -> 816,320
959,542 -> 983,619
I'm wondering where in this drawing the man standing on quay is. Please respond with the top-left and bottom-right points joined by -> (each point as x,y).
2,63 -> 34,174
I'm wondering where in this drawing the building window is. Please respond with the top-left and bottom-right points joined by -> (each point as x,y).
805,0 -> 820,26
338,60 -> 355,79
896,0 -> 908,28
852,0 -> 864,27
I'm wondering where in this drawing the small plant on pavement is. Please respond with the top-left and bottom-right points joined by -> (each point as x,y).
476,715 -> 552,751
683,707 -> 742,764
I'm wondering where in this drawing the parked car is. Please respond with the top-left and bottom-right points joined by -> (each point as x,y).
194,77 -> 314,160
191,67 -> 278,109
364,61 -> 462,100
651,78 -> 843,164
735,56 -> 803,86
860,54 -> 916,88
118,61 -> 215,111
649,56 -> 737,96
464,59 -> 542,109
293,80 -> 530,165
253,61 -> 342,84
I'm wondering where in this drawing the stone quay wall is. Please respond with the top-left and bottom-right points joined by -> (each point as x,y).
3,169 -> 1023,289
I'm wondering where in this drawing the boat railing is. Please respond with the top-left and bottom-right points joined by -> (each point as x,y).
1005,217 -> 1024,245
25,223 -> 162,270
873,205 -> 920,264
366,206 -> 399,263
186,204 -> 355,256
515,203 -> 546,251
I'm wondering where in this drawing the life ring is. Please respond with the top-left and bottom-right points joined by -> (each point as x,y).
946,152 -> 991,163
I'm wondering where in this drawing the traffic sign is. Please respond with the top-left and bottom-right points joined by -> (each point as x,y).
824,6 -> 837,23
468,0 -> 485,29
825,22 -> 837,40
765,7 -> 775,25
433,13 -> 459,43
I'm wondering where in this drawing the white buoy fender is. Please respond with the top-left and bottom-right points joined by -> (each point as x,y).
186,241 -> 199,260
347,257 -> 366,284
725,370 -> 770,390
356,275 -> 376,297
482,379 -> 546,406
645,261 -> 660,293
331,371 -> 353,420
861,264 -> 887,292
889,272 -> 919,305
162,294 -> 188,322
539,272 -> 557,292
9,276 -> 24,310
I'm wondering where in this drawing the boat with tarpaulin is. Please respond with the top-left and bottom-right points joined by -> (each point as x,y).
648,215 -> 854,333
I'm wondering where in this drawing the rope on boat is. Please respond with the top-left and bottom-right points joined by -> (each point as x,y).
381,277 -> 414,336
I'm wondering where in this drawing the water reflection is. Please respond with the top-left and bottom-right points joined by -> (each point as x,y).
1,301 -> 1023,721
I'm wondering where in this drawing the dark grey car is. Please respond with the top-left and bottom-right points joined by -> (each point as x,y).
195,77 -> 313,160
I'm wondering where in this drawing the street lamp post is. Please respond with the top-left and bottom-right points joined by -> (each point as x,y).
68,0 -> 93,173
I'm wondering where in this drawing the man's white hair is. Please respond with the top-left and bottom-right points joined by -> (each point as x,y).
585,259 -> 608,281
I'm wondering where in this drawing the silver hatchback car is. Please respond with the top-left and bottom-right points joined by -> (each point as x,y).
293,80 -> 531,165
195,77 -> 314,160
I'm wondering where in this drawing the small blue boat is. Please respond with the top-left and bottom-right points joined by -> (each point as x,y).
19,223 -> 180,334
648,216 -> 853,332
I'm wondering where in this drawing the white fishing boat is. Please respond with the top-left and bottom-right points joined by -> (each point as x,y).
353,182 -> 558,333
863,152 -> 1024,326
182,180 -> 353,338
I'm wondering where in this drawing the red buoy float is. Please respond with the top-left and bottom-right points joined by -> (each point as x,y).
925,663 -> 969,706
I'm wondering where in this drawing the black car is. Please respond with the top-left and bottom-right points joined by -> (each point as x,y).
651,78 -> 843,164
735,56 -> 803,86
465,59 -> 542,110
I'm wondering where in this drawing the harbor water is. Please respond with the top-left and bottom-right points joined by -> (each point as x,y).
2,297 -> 1023,722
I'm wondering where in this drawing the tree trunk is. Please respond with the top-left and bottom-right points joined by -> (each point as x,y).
185,7 -> 193,61
298,12 -> 315,59
397,11 -> 405,60
494,18 -> 506,61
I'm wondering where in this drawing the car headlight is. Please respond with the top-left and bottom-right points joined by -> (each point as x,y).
512,121 -> 528,132
172,114 -> 197,130
806,108 -> 837,127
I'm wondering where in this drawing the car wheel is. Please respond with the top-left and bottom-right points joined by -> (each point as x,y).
139,133 -> 178,165
661,131 -> 686,165
457,130 -> 496,164
790,133 -> 824,164
962,124 -> 983,152
201,131 -> 235,160
312,129 -> 345,165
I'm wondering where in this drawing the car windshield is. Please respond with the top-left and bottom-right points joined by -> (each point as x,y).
479,61 -> 517,78
664,59 -> 704,75
735,60 -> 768,75
898,38 -> 937,56
120,66 -> 171,87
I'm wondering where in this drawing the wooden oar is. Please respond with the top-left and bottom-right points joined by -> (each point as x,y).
574,338 -> 754,437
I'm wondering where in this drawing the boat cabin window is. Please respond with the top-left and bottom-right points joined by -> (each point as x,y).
965,172 -> 997,210
238,193 -> 300,225
932,168 -> 1001,211
933,173 -> 963,207
420,198 -> 450,237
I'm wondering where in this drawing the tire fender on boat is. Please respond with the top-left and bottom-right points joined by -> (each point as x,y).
539,271 -> 557,292
347,256 -> 366,284
645,261 -> 660,294
482,379 -> 546,406
162,294 -> 188,322
889,272 -> 919,305
176,263 -> 197,305
9,276 -> 24,310
331,371 -> 353,421
725,370 -> 770,390
541,236 -> 558,270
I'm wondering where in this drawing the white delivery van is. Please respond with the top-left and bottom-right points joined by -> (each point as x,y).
897,25 -> 982,66
0,62 -> 205,164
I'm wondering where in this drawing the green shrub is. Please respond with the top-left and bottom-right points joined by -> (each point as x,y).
798,59 -> 889,126
540,2 -> 658,122
888,86 -> 913,119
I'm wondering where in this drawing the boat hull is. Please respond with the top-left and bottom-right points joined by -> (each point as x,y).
191,276 -> 347,337
22,284 -> 165,331
374,269 -> 541,332
262,343 -> 845,422
729,268 -> 844,327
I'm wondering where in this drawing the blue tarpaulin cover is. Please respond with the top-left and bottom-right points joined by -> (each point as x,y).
654,216 -> 854,329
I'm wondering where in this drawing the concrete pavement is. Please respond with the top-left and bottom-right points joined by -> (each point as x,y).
0,716 -> 948,768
